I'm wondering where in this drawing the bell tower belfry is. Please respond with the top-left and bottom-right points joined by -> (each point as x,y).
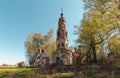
53,11 -> 72,65
57,12 -> 68,50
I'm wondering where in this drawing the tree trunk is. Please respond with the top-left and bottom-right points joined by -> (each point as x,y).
92,43 -> 97,64
86,43 -> 92,64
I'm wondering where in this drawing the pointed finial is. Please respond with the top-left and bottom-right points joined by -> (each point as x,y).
61,8 -> 63,13
61,8 -> 63,17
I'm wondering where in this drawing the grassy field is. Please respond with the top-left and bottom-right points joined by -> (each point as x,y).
0,68 -> 36,78
0,68 -> 73,78
0,68 -> 120,78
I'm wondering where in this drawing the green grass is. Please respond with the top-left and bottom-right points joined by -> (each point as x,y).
0,68 -> 120,78
0,68 -> 37,78
0,68 -> 74,78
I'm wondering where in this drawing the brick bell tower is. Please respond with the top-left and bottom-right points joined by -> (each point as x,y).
56,12 -> 68,50
53,11 -> 72,65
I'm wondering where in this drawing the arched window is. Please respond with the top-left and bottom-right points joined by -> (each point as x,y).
62,42 -> 64,47
58,43 -> 60,48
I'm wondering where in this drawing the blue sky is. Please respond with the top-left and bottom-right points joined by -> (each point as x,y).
0,0 -> 84,65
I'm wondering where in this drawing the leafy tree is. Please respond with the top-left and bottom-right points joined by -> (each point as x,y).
76,0 -> 120,64
2,64 -> 8,66
109,35 -> 120,58
43,42 -> 56,57
25,33 -> 47,65
25,28 -> 56,65
17,61 -> 26,68
43,28 -> 56,57
47,28 -> 54,42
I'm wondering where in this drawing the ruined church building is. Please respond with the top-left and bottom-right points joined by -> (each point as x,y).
53,12 -> 73,65
33,12 -> 73,67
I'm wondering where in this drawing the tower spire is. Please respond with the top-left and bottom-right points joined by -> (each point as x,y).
61,8 -> 63,17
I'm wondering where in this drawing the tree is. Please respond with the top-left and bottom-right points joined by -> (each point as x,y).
25,28 -> 56,65
25,33 -> 47,65
109,35 -> 120,58
76,0 -> 120,64
43,28 -> 56,57
17,61 -> 26,68
47,28 -> 54,42
2,64 -> 8,66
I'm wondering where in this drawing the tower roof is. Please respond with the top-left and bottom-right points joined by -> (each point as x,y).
61,13 -> 63,17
